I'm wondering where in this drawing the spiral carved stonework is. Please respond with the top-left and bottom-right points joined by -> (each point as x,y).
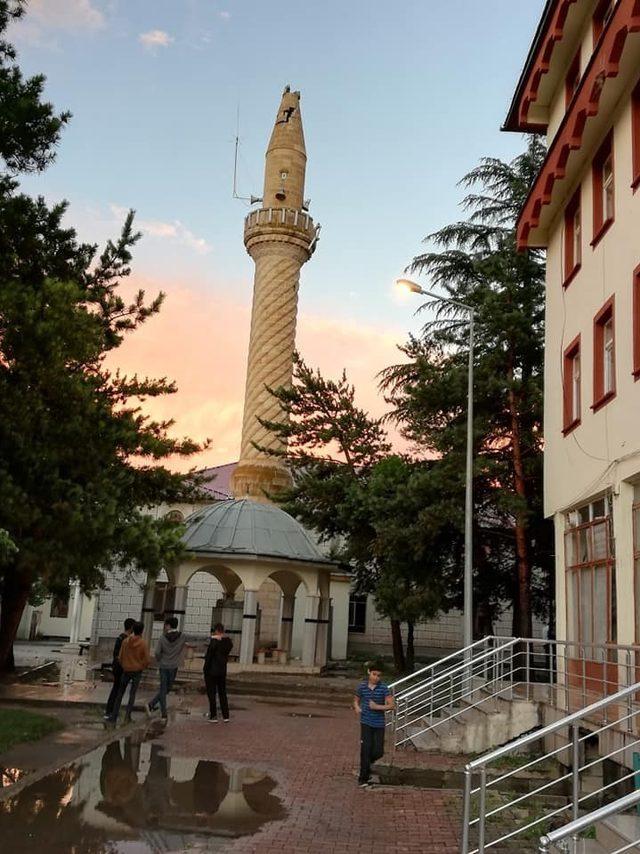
231,237 -> 311,501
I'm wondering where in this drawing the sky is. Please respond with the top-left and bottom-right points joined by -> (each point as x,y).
9,0 -> 545,470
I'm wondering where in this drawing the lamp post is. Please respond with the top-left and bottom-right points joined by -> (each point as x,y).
396,278 -> 475,651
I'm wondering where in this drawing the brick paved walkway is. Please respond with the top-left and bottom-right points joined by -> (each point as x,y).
159,695 -> 462,854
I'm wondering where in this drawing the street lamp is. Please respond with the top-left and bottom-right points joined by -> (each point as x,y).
396,278 -> 475,651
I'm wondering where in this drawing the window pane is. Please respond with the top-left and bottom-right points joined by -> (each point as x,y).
579,527 -> 590,563
580,570 -> 593,643
579,506 -> 591,524
592,498 -> 606,519
593,567 -> 608,644
568,571 -> 579,642
592,520 -> 609,560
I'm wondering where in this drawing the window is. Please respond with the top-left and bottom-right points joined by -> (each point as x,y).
565,49 -> 581,108
593,0 -> 614,44
50,589 -> 70,619
634,265 -> 640,377
565,495 -> 615,648
634,485 -> 640,642
592,132 -> 614,245
593,296 -> 616,409
564,188 -> 582,284
563,335 -> 581,433
348,594 -> 367,633
632,81 -> 640,189
153,582 -> 175,621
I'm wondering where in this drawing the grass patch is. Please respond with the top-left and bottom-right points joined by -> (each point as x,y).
0,708 -> 63,753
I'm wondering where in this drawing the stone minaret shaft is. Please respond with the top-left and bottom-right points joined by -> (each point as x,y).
231,87 -> 317,501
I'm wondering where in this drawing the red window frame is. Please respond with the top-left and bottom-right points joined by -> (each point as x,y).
563,334 -> 581,434
592,131 -> 614,247
593,295 -> 616,411
565,49 -> 581,109
593,0 -> 614,44
564,188 -> 582,286
634,265 -> 640,378
632,81 -> 640,190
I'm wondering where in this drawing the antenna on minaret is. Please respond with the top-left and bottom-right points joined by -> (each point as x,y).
232,104 -> 254,203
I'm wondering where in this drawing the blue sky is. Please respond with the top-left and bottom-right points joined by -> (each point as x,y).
9,0 -> 545,465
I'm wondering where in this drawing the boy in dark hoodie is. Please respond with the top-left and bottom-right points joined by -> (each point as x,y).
108,621 -> 151,724
146,616 -> 187,720
104,618 -> 135,721
203,623 -> 233,722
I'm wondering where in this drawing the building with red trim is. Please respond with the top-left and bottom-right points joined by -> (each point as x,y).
506,0 -> 640,659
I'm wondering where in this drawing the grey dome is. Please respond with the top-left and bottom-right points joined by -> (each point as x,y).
182,499 -> 331,564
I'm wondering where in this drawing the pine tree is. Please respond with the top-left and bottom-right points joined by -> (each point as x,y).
260,354 -> 459,672
382,138 -> 553,638
0,1 -> 206,670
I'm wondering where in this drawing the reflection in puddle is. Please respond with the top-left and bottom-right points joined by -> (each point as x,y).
0,737 -> 286,852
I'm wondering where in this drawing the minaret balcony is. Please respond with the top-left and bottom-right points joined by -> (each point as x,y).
244,207 -> 316,252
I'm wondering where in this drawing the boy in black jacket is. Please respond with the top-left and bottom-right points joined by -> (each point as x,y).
104,618 -> 135,720
203,623 -> 233,722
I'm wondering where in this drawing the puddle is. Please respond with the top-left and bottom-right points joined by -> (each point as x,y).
1,767 -> 27,789
0,736 -> 287,852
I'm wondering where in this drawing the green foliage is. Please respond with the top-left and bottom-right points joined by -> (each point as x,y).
0,708 -> 63,753
260,354 -> 457,670
0,2 -> 207,666
381,137 -> 553,635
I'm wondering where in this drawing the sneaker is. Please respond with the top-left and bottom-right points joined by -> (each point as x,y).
103,714 -> 111,721
358,781 -> 370,789
208,716 -> 218,723
161,716 -> 168,724
222,718 -> 229,722
144,703 -> 153,719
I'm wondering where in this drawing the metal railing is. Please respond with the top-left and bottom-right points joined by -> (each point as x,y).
392,637 -> 520,748
389,637 -> 508,700
461,673 -> 640,853
539,789 -> 640,853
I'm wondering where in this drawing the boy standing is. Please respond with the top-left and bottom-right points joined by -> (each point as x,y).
353,662 -> 394,787
104,618 -> 135,721
108,621 -> 151,724
147,616 -> 187,721
203,623 -> 233,722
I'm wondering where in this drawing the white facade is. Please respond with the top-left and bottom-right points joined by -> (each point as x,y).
507,1 -> 640,653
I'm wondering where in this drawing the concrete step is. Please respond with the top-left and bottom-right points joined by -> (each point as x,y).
597,812 -> 640,851
406,695 -> 541,754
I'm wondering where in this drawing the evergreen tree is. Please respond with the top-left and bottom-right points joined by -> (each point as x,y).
382,138 -> 553,638
260,354 -> 457,672
0,1 -> 205,670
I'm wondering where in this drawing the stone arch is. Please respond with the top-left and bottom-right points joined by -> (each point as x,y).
181,562 -> 243,597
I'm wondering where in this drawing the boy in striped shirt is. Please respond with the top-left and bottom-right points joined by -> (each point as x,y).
354,662 -> 394,787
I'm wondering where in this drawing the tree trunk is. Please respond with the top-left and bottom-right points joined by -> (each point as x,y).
507,372 -> 533,639
406,621 -> 415,673
390,619 -> 406,674
0,573 -> 31,673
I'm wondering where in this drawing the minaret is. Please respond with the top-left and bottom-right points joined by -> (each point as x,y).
231,87 -> 318,501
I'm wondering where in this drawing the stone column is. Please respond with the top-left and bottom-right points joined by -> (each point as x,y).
302,594 -> 320,667
239,590 -> 259,665
141,579 -> 156,647
278,593 -> 295,654
172,586 -> 188,632
314,596 -> 331,668
68,582 -> 84,644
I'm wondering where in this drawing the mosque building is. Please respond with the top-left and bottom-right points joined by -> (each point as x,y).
16,88 -> 520,666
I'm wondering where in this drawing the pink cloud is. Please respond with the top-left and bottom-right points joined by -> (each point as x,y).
108,279 -> 406,473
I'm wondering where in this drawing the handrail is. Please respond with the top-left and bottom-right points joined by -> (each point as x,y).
388,637 -> 504,693
466,678 -> 640,771
398,638 -> 519,703
539,789 -> 640,852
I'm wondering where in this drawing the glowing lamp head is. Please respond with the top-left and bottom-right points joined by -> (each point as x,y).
395,278 -> 424,295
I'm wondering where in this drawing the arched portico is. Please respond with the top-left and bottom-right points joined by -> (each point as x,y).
143,499 -> 336,672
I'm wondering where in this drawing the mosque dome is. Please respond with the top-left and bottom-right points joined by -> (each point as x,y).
182,498 -> 331,564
